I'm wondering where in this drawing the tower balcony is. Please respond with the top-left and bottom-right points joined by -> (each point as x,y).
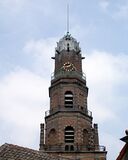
45,105 -> 92,118
51,70 -> 86,81
43,144 -> 106,152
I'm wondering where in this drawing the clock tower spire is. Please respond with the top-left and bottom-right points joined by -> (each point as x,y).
40,33 -> 107,160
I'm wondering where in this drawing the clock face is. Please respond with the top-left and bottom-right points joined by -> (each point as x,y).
62,62 -> 76,71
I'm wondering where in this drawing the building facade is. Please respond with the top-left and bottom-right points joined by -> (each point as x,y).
40,32 -> 107,160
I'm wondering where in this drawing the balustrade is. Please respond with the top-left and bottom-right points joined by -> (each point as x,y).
44,144 -> 106,152
45,105 -> 92,117
51,70 -> 86,81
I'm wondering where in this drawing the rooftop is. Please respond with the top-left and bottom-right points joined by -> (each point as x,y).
0,143 -> 71,160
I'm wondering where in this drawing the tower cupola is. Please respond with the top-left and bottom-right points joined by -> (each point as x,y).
53,33 -> 84,76
56,32 -> 81,53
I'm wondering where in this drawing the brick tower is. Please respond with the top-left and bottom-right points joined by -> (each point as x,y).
40,32 -> 107,160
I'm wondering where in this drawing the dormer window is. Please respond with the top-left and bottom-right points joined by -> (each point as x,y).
65,91 -> 73,108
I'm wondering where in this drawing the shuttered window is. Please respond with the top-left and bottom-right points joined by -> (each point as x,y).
65,126 -> 74,143
65,91 -> 73,108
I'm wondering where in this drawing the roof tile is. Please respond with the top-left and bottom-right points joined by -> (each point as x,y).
0,143 -> 71,160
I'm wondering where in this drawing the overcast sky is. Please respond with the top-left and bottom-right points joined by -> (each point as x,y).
0,0 -> 128,160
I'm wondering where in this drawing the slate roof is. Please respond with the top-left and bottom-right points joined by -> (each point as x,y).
0,143 -> 70,160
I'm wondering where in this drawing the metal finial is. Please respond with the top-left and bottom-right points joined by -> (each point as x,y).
67,4 -> 69,34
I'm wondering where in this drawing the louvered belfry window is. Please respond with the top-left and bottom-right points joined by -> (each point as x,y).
65,91 -> 73,108
65,126 -> 74,143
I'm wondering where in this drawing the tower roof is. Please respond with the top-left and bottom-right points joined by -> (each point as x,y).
56,32 -> 81,52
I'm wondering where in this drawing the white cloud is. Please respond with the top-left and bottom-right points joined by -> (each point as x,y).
99,0 -> 110,11
0,0 -> 50,18
0,68 -> 49,148
23,38 -> 56,59
83,50 -> 128,122
98,1 -> 128,21
113,3 -> 128,20
71,24 -> 96,42
23,37 -> 58,75
0,0 -> 26,12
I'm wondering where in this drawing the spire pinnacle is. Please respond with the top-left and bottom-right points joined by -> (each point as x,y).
67,4 -> 69,34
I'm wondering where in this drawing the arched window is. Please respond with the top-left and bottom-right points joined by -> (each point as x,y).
70,145 -> 74,151
65,126 -> 74,143
64,91 -> 73,108
65,145 -> 69,151
65,145 -> 74,151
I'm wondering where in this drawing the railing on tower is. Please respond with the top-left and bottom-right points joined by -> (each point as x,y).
51,70 -> 86,81
45,105 -> 92,117
44,144 -> 106,152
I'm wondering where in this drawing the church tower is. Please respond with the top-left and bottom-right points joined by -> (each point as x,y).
40,32 -> 107,160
